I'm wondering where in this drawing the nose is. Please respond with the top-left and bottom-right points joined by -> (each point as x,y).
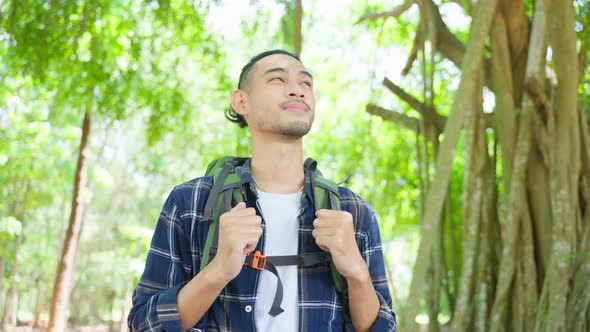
289,92 -> 304,98
288,83 -> 305,98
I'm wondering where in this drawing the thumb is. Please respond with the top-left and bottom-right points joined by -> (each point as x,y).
231,201 -> 246,211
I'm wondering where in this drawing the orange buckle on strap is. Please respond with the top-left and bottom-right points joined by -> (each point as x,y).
244,251 -> 266,270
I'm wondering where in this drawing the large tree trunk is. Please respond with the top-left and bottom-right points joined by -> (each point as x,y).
47,110 -> 92,332
400,0 -> 498,328
535,1 -> 580,331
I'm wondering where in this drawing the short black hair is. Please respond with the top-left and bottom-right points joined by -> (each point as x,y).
225,49 -> 301,128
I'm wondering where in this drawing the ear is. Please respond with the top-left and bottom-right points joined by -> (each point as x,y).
231,90 -> 248,116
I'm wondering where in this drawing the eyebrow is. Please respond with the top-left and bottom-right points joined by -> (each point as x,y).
263,67 -> 313,79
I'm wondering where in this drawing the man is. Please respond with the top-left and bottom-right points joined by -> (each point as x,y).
128,50 -> 396,331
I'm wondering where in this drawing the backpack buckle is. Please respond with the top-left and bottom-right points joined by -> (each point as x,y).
244,251 -> 266,270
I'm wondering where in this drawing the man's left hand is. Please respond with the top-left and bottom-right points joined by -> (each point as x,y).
312,209 -> 370,282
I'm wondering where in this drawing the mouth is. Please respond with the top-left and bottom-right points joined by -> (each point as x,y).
282,102 -> 309,113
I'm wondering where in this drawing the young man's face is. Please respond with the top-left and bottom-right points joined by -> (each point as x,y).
235,53 -> 316,138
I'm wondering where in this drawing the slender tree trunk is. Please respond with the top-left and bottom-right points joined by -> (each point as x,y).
450,69 -> 486,332
1,232 -> 22,331
47,110 -> 92,332
32,279 -> 43,329
490,8 -> 516,192
536,1 -> 580,331
0,254 -> 6,316
1,177 -> 29,332
474,142 -> 500,332
566,103 -> 590,331
294,0 -> 302,57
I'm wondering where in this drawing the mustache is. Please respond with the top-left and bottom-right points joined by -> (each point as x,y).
280,99 -> 311,111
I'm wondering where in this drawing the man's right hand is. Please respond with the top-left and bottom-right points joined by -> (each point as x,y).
210,202 -> 262,282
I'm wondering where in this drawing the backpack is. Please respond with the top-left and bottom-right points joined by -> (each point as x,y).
199,156 -> 346,317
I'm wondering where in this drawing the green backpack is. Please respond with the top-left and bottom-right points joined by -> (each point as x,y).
199,156 -> 346,317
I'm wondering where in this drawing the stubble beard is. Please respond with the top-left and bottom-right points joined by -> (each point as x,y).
277,120 -> 312,138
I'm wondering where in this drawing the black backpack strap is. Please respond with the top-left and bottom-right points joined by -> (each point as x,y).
267,252 -> 330,267
243,251 -> 331,317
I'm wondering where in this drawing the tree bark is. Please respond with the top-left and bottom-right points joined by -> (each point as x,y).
450,69 -> 486,332
294,0 -> 302,57
47,110 -> 92,332
489,0 -> 550,330
401,0 -> 498,328
498,0 -> 529,107
490,9 -> 516,192
535,1 -> 580,331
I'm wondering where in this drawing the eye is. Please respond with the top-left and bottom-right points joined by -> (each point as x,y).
301,80 -> 313,87
271,77 -> 285,82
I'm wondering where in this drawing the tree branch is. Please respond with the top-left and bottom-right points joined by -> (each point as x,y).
380,77 -> 495,131
355,0 -> 416,25
402,24 -> 423,76
366,104 -> 419,131
426,0 -> 494,89
383,78 -> 445,131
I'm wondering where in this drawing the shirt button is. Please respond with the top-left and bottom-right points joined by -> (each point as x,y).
245,305 -> 252,313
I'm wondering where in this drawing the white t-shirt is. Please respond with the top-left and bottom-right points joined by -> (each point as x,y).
254,190 -> 301,332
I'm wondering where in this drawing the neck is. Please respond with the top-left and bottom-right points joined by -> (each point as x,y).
250,133 -> 305,194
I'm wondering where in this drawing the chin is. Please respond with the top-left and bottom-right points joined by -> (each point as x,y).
279,122 -> 311,138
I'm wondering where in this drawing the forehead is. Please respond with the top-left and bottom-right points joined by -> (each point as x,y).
252,54 -> 309,76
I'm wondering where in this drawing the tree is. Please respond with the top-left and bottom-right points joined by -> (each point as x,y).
359,0 -> 589,330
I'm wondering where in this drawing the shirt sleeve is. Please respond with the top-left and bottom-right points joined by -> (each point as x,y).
128,189 -> 193,332
343,190 -> 397,332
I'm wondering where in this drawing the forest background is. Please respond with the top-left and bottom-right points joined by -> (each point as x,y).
1,0 -> 589,331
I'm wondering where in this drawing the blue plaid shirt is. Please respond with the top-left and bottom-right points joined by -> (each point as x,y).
128,159 -> 396,331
